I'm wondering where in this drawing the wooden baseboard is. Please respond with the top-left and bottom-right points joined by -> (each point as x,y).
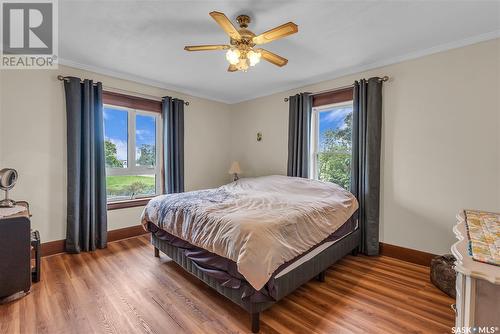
108,225 -> 148,242
41,229 -> 437,267
379,242 -> 437,267
40,225 -> 148,257
41,239 -> 66,257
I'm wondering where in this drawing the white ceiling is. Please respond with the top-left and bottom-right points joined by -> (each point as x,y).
59,1 -> 500,104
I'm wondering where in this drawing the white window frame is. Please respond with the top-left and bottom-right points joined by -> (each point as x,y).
310,100 -> 354,180
104,104 -> 162,202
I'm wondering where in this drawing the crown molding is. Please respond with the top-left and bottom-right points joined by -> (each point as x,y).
59,30 -> 500,105
236,30 -> 500,104
57,58 -> 229,105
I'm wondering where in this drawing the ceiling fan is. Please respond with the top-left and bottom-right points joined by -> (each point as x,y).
184,12 -> 298,72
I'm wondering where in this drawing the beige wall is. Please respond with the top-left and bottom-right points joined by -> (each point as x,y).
229,39 -> 500,255
1,39 -> 498,254
0,65 -> 232,242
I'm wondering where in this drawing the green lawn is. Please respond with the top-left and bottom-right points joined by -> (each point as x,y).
106,175 -> 155,199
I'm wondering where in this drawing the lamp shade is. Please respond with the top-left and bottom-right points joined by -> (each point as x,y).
228,161 -> 241,174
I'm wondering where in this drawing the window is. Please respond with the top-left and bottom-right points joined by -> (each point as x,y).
311,101 -> 353,190
103,92 -> 162,205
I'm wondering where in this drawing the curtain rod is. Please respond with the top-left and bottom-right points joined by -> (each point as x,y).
57,75 -> 190,106
283,76 -> 389,102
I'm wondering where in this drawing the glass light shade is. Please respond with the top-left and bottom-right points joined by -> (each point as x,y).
236,58 -> 249,71
247,50 -> 261,66
225,48 -> 240,65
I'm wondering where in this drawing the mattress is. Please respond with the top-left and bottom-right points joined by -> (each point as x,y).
275,219 -> 358,278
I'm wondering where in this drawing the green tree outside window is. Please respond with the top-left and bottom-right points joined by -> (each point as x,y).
104,139 -> 123,168
136,144 -> 155,166
318,112 -> 352,190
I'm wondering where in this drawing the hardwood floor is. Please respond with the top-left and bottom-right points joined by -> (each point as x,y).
0,235 -> 455,334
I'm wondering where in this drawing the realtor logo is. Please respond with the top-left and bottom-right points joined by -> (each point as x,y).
1,0 -> 58,69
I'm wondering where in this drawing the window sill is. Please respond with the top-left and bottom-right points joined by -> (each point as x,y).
107,197 -> 154,210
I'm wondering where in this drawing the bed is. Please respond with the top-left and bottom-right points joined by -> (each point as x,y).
141,175 -> 360,332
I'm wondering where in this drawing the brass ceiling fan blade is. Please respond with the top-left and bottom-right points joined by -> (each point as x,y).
184,45 -> 230,51
209,11 -> 241,40
257,49 -> 288,67
227,64 -> 238,72
253,22 -> 298,45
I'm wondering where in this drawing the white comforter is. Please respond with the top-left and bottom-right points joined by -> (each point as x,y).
141,175 -> 358,290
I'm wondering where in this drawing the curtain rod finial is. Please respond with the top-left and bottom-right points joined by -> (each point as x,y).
380,76 -> 389,82
57,75 -> 65,81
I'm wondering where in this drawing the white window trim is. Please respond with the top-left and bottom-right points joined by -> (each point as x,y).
104,104 -> 162,201
310,101 -> 353,180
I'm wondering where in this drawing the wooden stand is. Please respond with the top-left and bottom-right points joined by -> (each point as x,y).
452,212 -> 500,329
31,230 -> 41,282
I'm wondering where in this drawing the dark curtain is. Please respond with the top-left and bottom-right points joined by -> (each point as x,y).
162,97 -> 185,193
351,77 -> 383,255
64,77 -> 107,253
287,93 -> 312,178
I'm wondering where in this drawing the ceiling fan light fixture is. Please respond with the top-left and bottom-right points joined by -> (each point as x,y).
236,58 -> 249,71
226,48 -> 240,65
185,12 -> 298,72
247,50 -> 261,66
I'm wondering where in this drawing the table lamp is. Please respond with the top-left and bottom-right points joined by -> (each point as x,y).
228,161 -> 241,181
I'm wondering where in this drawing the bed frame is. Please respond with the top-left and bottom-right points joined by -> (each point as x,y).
151,228 -> 360,333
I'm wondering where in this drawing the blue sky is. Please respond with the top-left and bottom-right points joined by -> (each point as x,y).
319,105 -> 352,134
136,114 -> 156,149
318,105 -> 352,150
103,107 -> 156,161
